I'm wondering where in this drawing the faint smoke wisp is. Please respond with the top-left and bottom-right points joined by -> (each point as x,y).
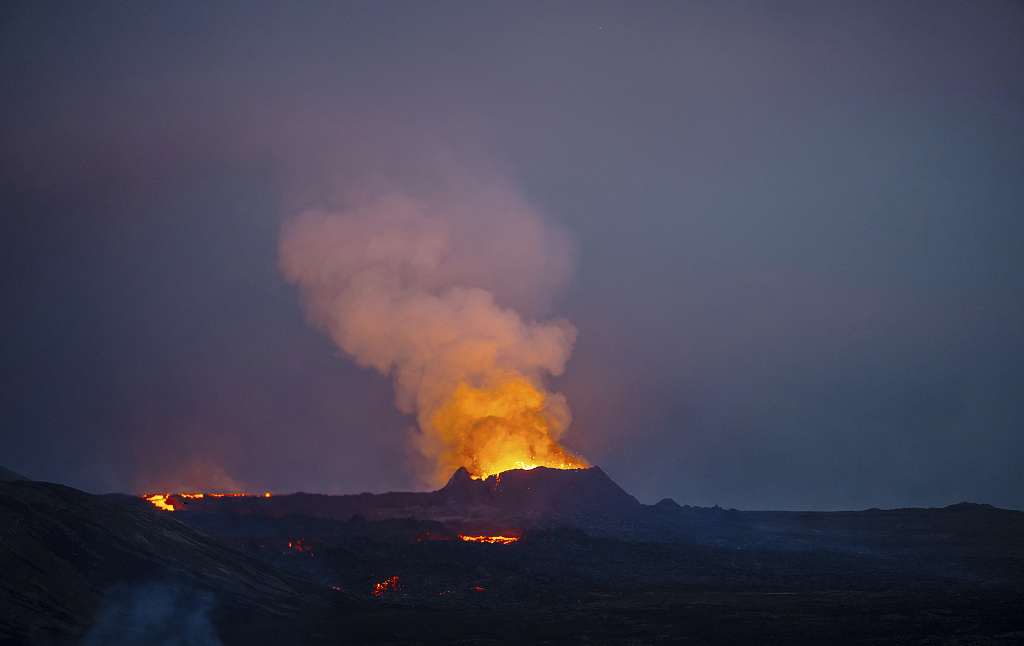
79,580 -> 222,646
279,179 -> 586,484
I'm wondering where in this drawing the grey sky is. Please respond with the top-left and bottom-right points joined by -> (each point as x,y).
1,1 -> 1021,509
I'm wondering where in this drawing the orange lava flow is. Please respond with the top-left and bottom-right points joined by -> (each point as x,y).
458,535 -> 520,544
141,492 -> 272,511
142,494 -> 175,511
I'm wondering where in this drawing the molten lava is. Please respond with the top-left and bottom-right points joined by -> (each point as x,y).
141,492 -> 272,511
372,576 -> 402,596
287,539 -> 311,552
458,535 -> 519,544
431,376 -> 588,480
143,494 -> 174,511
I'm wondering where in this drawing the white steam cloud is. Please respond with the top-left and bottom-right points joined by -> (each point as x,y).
278,179 -> 581,484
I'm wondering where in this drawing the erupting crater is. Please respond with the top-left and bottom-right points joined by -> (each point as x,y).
431,376 -> 589,482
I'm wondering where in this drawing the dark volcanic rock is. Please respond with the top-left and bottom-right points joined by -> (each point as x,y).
0,481 -> 362,646
442,465 -> 642,517
0,463 -> 29,481
11,470 -> 1024,645
652,497 -> 683,513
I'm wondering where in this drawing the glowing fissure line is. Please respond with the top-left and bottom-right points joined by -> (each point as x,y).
458,534 -> 519,544
141,492 -> 273,510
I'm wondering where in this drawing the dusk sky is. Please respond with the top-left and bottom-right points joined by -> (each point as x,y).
2,2 -> 1021,510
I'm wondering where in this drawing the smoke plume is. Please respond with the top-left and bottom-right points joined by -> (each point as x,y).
278,180 -> 587,485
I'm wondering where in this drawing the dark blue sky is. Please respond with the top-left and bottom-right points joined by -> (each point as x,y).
2,1 -> 1021,509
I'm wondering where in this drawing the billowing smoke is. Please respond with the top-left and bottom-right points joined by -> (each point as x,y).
278,179 -> 588,485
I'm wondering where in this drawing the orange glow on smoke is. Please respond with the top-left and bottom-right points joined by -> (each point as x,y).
431,376 -> 588,480
458,535 -> 520,544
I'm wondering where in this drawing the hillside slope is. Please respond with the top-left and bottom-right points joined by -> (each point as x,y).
0,481 -> 363,646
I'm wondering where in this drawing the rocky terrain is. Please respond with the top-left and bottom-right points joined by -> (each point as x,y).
3,467 -> 1023,644
0,480 -> 362,646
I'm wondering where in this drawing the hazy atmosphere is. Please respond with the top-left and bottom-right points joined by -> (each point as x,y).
2,1 -> 1021,510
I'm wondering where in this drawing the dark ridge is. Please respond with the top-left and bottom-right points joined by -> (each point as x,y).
486,465 -> 642,516
0,480 -> 363,646
153,466 -> 642,527
437,465 -> 642,517
652,497 -> 683,513
944,501 -> 996,511
0,464 -> 29,481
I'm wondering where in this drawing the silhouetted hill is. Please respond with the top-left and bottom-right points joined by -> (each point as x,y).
0,481 -> 362,646
0,464 -> 28,481
440,465 -> 642,516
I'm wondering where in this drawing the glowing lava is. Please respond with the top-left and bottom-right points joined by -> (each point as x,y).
458,535 -> 520,544
141,492 -> 272,511
143,494 -> 175,511
372,576 -> 402,596
431,376 -> 588,480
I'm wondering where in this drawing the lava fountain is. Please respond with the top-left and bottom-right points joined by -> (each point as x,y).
278,183 -> 588,484
433,376 -> 586,479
